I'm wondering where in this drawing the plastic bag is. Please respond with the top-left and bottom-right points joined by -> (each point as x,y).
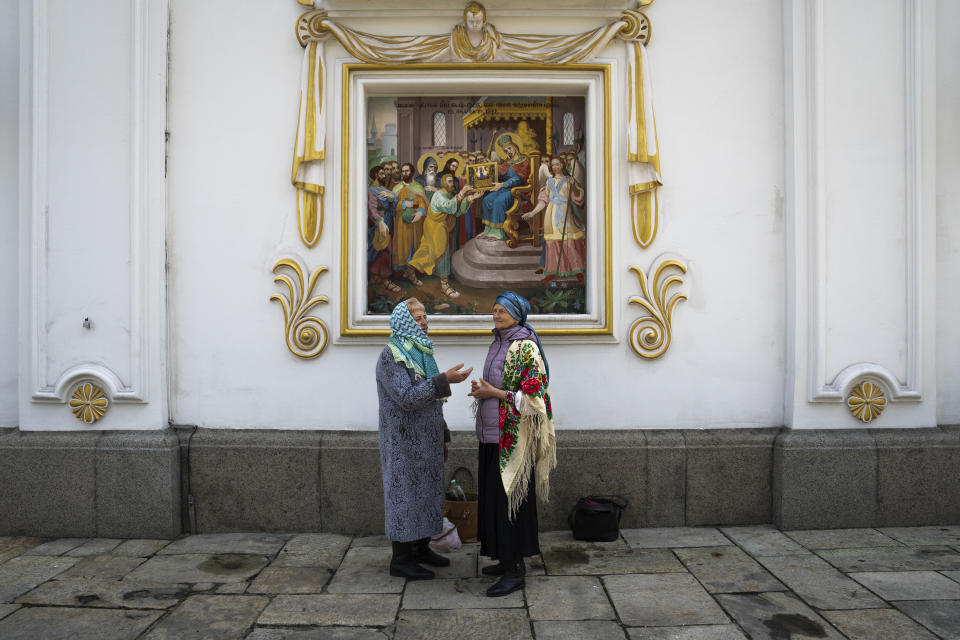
429,516 -> 462,553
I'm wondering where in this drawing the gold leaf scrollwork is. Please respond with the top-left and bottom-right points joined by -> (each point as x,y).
618,9 -> 651,45
271,258 -> 329,359
69,382 -> 109,423
628,258 -> 687,359
847,380 -> 886,423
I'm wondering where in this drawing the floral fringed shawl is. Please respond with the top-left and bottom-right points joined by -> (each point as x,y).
498,339 -> 556,521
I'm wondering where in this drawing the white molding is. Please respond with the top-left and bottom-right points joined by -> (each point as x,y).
24,0 -> 157,404
792,0 -> 928,404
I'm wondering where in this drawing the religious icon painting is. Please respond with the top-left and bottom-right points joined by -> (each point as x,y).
345,65 -> 611,336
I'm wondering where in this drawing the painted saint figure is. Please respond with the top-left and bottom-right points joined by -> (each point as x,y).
408,174 -> 481,299
524,156 -> 586,282
368,164 -> 401,293
480,134 -> 531,241
392,163 -> 428,285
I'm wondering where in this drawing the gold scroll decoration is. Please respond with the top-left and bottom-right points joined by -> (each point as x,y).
293,34 -> 327,248
628,256 -> 687,359
293,2 -> 660,244
69,382 -> 109,423
847,380 -> 886,423
271,258 -> 330,358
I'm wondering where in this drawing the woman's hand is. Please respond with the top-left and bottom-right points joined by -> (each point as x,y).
444,363 -> 473,384
468,377 -> 504,400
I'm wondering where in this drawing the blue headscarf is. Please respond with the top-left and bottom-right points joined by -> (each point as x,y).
495,291 -> 549,384
387,300 -> 439,379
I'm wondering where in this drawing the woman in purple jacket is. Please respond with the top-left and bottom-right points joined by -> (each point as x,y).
469,291 -> 556,597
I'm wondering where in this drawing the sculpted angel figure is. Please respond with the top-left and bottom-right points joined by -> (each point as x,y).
450,2 -> 502,62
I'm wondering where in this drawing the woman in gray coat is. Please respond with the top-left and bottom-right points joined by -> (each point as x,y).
376,298 -> 472,579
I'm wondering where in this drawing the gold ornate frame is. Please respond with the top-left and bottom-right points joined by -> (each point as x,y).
340,63 -> 613,337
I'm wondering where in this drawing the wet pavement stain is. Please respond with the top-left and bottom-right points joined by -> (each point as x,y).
75,594 -> 101,604
123,587 -> 191,602
762,613 -> 827,639
543,546 -> 590,568
197,554 -> 266,575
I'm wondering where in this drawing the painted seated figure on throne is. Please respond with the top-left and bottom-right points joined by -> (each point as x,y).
480,134 -> 532,241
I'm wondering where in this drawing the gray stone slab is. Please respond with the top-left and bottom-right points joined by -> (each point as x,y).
526,576 -> 615,621
54,555 -> 145,581
349,534 -> 390,548
325,546 -> 405,593
784,528 -> 902,549
0,537 -> 47,563
627,626 -> 748,640
17,578 -> 190,609
142,594 -> 269,640
874,428 -> 960,525
216,582 -> 249,594
816,546 -> 960,572
126,553 -> 269,584
773,430 -> 879,530
0,555 -> 78,602
542,430 -> 647,530
880,526 -> 960,547
190,429 -> 323,532
0,606 -> 161,640
430,547 -> 478,579
684,428 -> 778,525
273,533 -> 352,569
248,566 -> 332,594
758,554 -> 887,610
478,550 -> 546,577
715,591 -> 845,640
0,604 -> 20,621
96,430 -> 181,538
720,525 -> 810,556
622,527 -> 731,549
65,538 -> 123,556
109,539 -> 171,557
393,609 -> 532,640
0,431 -> 99,537
543,544 -> 685,575
319,432 -> 383,535
603,573 -> 729,626
247,629 -> 391,640
258,594 -> 400,626
893,600 -> 960,639
159,532 -> 289,556
402,577 -> 524,609
850,571 -> 960,600
540,530 -> 628,550
644,430 -> 686,528
822,609 -> 938,640
674,546 -> 786,593
21,538 -> 85,556
535,620 -> 627,640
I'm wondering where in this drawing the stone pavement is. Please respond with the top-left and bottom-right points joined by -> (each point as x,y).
1,526 -> 960,639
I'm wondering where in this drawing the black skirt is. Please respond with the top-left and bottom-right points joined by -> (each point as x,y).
477,442 -> 540,561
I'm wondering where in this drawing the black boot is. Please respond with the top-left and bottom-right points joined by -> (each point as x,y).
389,541 -> 434,580
414,537 -> 450,567
486,558 -> 525,597
481,561 -> 507,576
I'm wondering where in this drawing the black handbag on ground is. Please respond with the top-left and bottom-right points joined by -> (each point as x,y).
567,495 -> 628,542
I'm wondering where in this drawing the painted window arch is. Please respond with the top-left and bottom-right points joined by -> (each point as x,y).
433,112 -> 447,147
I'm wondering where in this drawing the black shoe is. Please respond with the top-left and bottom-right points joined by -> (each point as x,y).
414,538 -> 450,567
481,562 -> 507,576
389,541 -> 435,580
486,559 -> 525,597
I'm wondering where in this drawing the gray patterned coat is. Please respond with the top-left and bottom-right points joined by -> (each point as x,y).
376,347 -> 451,542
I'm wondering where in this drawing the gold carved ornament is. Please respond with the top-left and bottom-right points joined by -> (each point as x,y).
628,258 -> 687,359
293,2 -> 661,246
271,258 -> 330,358
69,382 -> 109,423
847,381 -> 886,423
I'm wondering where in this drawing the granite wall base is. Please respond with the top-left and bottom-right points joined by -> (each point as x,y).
2,426 -> 958,537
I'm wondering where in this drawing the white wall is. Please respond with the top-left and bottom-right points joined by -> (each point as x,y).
0,1 -> 19,427
7,0 -> 956,431
936,0 -> 960,424
167,0 -> 787,429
